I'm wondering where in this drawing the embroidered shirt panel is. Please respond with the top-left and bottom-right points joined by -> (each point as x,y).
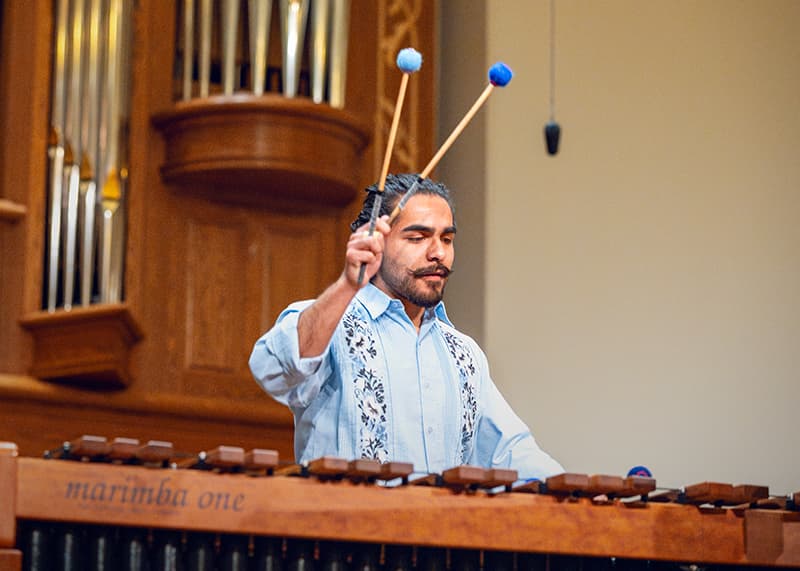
339,297 -> 470,469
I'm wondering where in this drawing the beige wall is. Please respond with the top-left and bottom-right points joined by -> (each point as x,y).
441,0 -> 800,494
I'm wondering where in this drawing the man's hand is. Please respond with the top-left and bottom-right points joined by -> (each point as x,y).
297,215 -> 390,358
344,216 -> 390,288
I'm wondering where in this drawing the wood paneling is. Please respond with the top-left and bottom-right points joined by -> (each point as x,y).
263,220 -> 334,317
0,0 -> 51,374
185,218 -> 248,373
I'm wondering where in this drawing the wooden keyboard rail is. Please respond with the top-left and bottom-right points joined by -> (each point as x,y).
5,456 -> 800,568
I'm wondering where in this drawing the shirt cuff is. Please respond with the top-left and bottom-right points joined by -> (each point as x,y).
266,305 -> 330,377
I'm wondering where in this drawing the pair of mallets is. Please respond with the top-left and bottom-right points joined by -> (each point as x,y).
357,50 -> 513,284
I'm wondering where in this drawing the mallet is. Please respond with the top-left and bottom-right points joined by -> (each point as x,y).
357,47 -> 423,285
388,62 -> 514,224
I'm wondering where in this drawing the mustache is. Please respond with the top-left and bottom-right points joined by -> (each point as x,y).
410,263 -> 453,278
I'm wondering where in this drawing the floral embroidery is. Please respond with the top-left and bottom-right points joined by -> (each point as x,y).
442,330 -> 478,463
343,309 -> 388,462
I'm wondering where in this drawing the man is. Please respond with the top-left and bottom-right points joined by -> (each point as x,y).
249,174 -> 563,480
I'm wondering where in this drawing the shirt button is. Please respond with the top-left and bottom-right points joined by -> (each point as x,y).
426,426 -> 433,435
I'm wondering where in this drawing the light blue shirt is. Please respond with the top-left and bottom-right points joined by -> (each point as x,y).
249,284 -> 564,480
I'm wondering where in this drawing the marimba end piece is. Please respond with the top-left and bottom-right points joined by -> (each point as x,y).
731,484 -> 770,504
0,442 -> 19,457
108,437 -> 140,461
684,482 -> 736,505
620,476 -> 656,497
244,449 -> 279,472
308,456 -> 349,477
587,474 -> 624,496
347,458 -> 381,479
379,461 -> 414,481
442,465 -> 488,486
134,440 -> 174,465
546,473 -> 590,494
69,435 -> 111,458
206,446 -> 245,469
754,496 -> 791,510
482,468 -> 518,488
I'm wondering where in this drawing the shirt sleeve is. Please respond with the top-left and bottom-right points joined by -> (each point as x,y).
248,300 -> 335,409
470,345 -> 565,481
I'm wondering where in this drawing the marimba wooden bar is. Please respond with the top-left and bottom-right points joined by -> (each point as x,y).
2,439 -> 800,570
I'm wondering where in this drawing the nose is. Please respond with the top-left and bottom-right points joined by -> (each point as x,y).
427,237 -> 445,261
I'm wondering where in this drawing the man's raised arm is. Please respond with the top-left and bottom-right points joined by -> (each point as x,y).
297,216 -> 390,357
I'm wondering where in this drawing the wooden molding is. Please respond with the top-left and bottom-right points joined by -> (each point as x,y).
0,376 -> 295,460
152,94 -> 371,208
0,199 -> 26,223
18,304 -> 143,387
0,374 -> 293,428
0,549 -> 22,571
0,451 -> 16,548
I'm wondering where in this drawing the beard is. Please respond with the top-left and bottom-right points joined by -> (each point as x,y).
377,259 -> 452,308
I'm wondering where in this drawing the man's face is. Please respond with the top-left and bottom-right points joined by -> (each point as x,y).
374,194 -> 456,308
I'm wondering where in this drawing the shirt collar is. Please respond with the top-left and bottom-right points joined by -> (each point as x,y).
357,283 -> 453,327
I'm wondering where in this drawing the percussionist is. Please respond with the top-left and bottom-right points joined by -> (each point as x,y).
249,174 -> 564,481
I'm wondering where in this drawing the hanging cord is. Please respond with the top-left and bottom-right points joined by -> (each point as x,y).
549,0 -> 556,122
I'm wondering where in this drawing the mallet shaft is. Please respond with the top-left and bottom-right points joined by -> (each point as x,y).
357,72 -> 412,285
388,83 -> 496,224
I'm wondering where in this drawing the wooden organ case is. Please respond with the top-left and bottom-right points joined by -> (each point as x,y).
2,438 -> 800,570
0,0 -> 436,458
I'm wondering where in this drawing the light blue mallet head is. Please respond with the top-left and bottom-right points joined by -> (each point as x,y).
396,47 -> 423,73
489,62 -> 513,86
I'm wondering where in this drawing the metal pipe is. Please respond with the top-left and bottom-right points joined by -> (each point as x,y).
309,0 -> 330,103
248,0 -> 272,96
327,0 -> 349,108
99,0 -> 126,303
182,0 -> 194,100
77,0 -> 104,305
45,0 -> 70,311
221,0 -> 240,95
199,0 -> 212,97
279,0 -> 309,98
62,0 -> 87,310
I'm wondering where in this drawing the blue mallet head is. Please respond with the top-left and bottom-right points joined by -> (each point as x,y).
397,48 -> 423,73
489,62 -> 513,87
627,465 -> 653,478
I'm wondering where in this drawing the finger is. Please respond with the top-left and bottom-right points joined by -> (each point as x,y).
349,230 -> 384,252
352,221 -> 375,236
374,217 -> 391,236
347,249 -> 379,265
349,224 -> 377,241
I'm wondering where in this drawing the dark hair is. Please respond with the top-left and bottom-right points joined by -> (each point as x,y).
350,173 -> 456,232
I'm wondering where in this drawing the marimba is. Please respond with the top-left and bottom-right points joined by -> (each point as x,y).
1,436 -> 799,570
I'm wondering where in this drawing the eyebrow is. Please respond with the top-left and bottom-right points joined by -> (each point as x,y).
401,224 -> 458,234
